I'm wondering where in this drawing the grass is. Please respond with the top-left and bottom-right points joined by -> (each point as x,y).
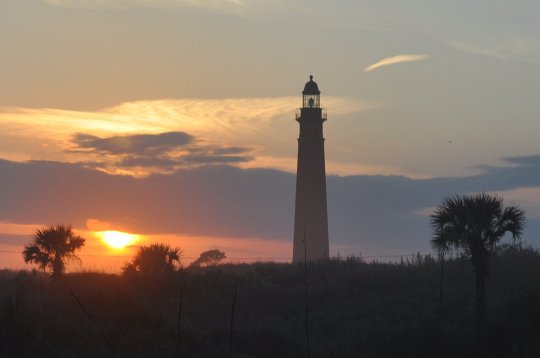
1,246 -> 540,357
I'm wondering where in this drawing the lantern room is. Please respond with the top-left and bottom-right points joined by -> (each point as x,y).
302,75 -> 321,108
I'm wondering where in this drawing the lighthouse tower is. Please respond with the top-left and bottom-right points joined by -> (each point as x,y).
293,75 -> 329,263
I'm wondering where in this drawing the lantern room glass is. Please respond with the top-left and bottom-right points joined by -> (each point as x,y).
303,94 -> 320,108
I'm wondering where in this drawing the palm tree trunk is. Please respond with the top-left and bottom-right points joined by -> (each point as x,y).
52,256 -> 63,278
475,269 -> 486,357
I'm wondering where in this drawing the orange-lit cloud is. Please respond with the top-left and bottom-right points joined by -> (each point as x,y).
0,96 -> 373,176
0,96 -> 369,140
365,54 -> 428,72
0,221 -> 40,236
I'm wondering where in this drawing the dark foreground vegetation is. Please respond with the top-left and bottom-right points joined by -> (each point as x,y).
1,246 -> 540,357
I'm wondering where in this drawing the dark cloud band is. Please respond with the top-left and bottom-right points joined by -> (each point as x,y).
69,131 -> 254,171
72,131 -> 194,155
2,154 -> 540,256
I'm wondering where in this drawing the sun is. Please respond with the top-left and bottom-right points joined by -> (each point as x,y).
98,231 -> 138,249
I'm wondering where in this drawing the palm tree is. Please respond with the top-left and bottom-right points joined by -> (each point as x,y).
430,193 -> 525,352
23,224 -> 85,278
123,243 -> 182,275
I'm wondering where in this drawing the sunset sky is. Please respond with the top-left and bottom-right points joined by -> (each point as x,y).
2,0 -> 540,271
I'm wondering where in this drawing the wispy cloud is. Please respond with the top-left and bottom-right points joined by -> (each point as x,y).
450,38 -> 540,63
365,54 -> 428,72
41,0 -> 247,11
0,97 -> 363,137
0,96 -> 373,175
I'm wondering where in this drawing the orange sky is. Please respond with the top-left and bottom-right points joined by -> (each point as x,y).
0,220 -> 292,273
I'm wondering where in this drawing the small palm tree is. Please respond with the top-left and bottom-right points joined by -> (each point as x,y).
430,193 -> 525,351
123,243 -> 182,275
23,224 -> 85,278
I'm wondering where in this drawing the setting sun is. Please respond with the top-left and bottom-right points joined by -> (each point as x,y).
98,231 -> 138,249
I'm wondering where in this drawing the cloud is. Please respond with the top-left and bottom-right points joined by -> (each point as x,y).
0,159 -> 295,241
183,154 -> 252,165
0,96 -> 373,176
2,153 -> 540,257
0,97 -> 370,143
450,38 -> 540,63
39,0 -> 249,13
72,131 -> 194,155
0,234 -> 29,246
69,131 -> 253,175
365,54 -> 428,72
503,155 -> 540,167
494,187 -> 540,219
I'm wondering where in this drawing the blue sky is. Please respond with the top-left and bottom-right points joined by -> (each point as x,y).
1,0 -> 540,269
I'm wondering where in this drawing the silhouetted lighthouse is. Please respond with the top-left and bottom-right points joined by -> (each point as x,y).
293,75 -> 329,262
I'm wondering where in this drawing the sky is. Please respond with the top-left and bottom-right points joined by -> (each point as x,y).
1,0 -> 540,271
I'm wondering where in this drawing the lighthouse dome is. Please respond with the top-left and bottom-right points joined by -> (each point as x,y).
302,75 -> 320,95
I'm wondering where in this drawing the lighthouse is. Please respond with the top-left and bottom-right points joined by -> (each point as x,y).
293,75 -> 329,262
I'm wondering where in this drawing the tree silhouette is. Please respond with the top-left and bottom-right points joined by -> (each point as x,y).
430,193 -> 525,353
22,224 -> 85,278
123,243 -> 182,275
190,249 -> 226,267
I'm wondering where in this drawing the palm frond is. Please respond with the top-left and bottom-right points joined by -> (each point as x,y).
430,192 -> 525,273
128,243 -> 183,274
